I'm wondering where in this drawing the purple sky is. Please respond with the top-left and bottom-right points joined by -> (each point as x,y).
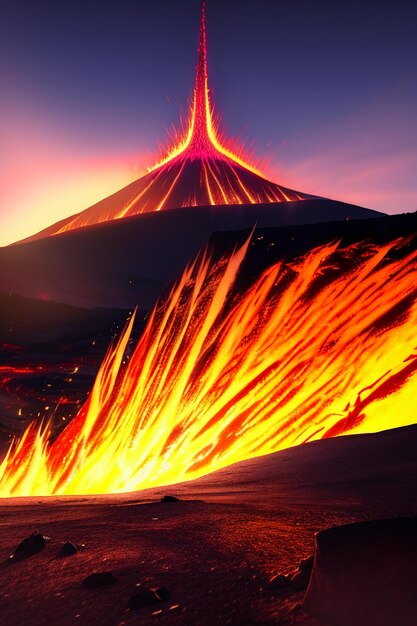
1,0 -> 416,244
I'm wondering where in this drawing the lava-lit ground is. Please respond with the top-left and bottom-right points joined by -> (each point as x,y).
0,425 -> 416,626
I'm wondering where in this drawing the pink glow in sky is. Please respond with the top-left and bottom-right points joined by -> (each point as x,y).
0,100 -> 152,246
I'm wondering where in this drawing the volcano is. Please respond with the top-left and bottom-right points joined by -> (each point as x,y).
1,2 -> 382,309
21,2 -> 309,244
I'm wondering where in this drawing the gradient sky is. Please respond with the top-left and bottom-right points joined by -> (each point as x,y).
1,0 -> 416,245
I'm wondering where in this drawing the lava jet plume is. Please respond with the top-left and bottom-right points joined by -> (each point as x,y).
23,2 -> 307,242
1,234 -> 417,497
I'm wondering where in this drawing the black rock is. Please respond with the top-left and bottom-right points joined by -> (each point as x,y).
298,555 -> 314,575
81,571 -> 117,588
127,586 -> 171,610
155,586 -> 171,601
267,574 -> 292,590
289,554 -> 314,590
160,495 -> 181,503
59,541 -> 78,557
11,532 -> 47,561
290,569 -> 311,591
303,516 -> 417,626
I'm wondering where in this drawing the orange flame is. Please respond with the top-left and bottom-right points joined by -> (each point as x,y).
1,234 -> 417,497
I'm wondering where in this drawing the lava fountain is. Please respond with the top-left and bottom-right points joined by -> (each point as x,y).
1,234 -> 417,497
22,2 -> 307,243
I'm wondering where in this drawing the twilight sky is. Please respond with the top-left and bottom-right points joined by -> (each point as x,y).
1,0 -> 416,245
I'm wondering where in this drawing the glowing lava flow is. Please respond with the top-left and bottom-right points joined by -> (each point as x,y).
22,2 -> 306,243
1,235 -> 417,497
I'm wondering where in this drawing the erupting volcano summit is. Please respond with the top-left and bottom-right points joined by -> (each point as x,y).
25,1 -> 308,242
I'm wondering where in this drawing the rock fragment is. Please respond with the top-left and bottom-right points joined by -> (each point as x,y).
290,569 -> 310,591
290,554 -> 314,590
81,571 -> 117,588
10,532 -> 48,561
59,541 -> 78,557
160,495 -> 181,503
298,555 -> 314,575
127,586 -> 171,610
267,574 -> 292,591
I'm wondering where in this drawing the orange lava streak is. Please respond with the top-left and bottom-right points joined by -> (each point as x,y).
1,235 -> 417,497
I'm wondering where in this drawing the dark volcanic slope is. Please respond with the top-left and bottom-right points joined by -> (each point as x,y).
19,160 -> 310,244
0,199 -> 381,309
0,293 -> 130,345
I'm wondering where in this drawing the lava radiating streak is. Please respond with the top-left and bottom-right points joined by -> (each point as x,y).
1,234 -> 417,497
203,163 -> 216,205
117,168 -> 163,218
206,161 -> 229,204
156,161 -> 187,211
229,164 -> 257,203
279,189 -> 291,202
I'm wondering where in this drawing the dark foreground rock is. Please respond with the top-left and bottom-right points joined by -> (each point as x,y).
303,517 -> 417,626
127,586 -> 171,610
160,495 -> 181,503
268,555 -> 313,593
10,532 -> 48,561
290,555 -> 314,590
267,573 -> 292,591
58,542 -> 78,557
81,572 -> 117,588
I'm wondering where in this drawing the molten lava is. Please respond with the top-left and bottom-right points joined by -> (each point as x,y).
1,234 -> 417,497
23,2 -> 307,242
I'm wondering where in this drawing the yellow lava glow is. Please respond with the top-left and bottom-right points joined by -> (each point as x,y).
1,234 -> 417,497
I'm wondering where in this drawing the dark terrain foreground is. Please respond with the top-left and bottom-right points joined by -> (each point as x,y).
0,425 -> 416,626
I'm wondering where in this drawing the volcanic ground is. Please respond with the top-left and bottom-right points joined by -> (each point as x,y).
1,207 -> 416,625
0,424 -> 416,626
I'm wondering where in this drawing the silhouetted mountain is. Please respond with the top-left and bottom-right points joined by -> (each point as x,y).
0,200 -> 382,309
